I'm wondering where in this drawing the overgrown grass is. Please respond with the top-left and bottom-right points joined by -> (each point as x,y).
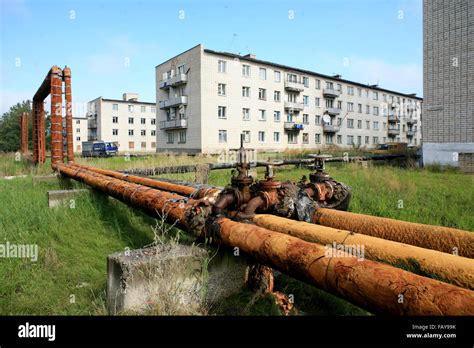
0,153 -> 472,316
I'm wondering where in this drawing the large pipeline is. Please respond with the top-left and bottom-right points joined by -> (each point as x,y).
53,163 -> 474,315
313,208 -> 474,258
251,214 -> 474,289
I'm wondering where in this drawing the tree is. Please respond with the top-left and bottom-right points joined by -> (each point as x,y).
0,101 -> 51,152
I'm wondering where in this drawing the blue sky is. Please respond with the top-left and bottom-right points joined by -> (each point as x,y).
0,0 -> 422,115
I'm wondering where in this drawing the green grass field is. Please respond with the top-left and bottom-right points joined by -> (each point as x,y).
0,152 -> 473,315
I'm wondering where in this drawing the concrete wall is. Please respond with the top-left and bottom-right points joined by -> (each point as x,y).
72,117 -> 88,152
422,0 -> 474,165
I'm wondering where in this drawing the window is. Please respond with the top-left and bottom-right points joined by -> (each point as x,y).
302,133 -> 309,144
373,121 -> 379,130
373,106 -> 379,116
259,68 -> 267,80
218,130 -> 227,143
358,104 -> 362,113
383,122 -> 387,130
179,130 -> 186,143
258,88 -> 266,100
75,128 -> 80,133
242,108 -> 250,120
76,136 -> 80,141
242,130 -> 251,143
366,105 -> 370,114
357,88 -> 362,97
258,131 -> 265,143
128,129 -> 134,136
259,109 -> 266,121
326,99 -> 333,108
128,105 -> 134,112
151,106 -> 156,113
141,130 -> 146,136
347,86 -> 354,95
315,79 -> 321,89
302,76 -> 309,87
302,114 -> 309,124
365,90 -> 369,98
373,136 -> 379,144
141,118 -> 146,124
357,136 -> 362,145
151,118 -> 156,125
218,60 -> 226,73
242,86 -> 250,97
113,104 -> 118,110
129,141 -> 135,149
347,102 -> 354,112
218,83 -> 226,96
274,111 -> 281,122
315,115 -> 321,125
167,132 -> 174,144
337,117 -> 342,126
242,64 -> 251,76
177,64 -> 185,74
218,106 -> 227,119
141,106 -> 146,112
76,120 -> 80,124
288,74 -> 298,82
365,136 -> 369,144
347,135 -> 354,145
274,91 -> 281,102
325,133 -> 333,144
151,130 -> 156,136
274,132 -> 280,143
151,142 -> 156,148
383,94 -> 387,102
274,71 -> 281,82
337,135 -> 342,144
112,129 -> 118,136
315,133 -> 321,144
337,100 -> 343,109
303,95 -> 309,106
357,120 -> 362,129
315,97 -> 320,107
141,142 -> 146,149
128,117 -> 134,124
336,83 -> 342,92
373,91 -> 378,100
347,119 -> 354,128
113,116 -> 118,123
288,93 -> 297,102
288,132 -> 297,144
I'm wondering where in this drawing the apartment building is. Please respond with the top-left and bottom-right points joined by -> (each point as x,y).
156,44 -> 422,154
423,0 -> 474,170
72,116 -> 88,152
87,93 -> 157,153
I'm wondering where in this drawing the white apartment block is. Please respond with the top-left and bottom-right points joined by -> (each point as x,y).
72,116 -> 88,152
87,93 -> 157,153
156,44 -> 423,154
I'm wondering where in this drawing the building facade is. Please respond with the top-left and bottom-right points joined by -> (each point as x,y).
423,0 -> 474,169
156,44 -> 423,154
87,93 -> 157,153
72,116 -> 88,152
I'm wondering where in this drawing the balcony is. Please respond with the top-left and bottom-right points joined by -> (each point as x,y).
323,88 -> 341,98
388,114 -> 399,122
284,122 -> 304,131
406,118 -> 418,125
284,101 -> 304,111
159,118 -> 188,130
323,124 -> 340,133
407,130 -> 415,137
159,95 -> 188,109
159,73 -> 188,89
284,80 -> 305,92
326,107 -> 341,116
390,102 -> 398,109
88,119 -> 97,128
388,128 -> 400,136
406,104 -> 416,111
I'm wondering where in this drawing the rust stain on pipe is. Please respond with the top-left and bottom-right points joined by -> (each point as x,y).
313,208 -> 474,258
252,214 -> 474,290
63,67 -> 74,163
50,66 -> 63,164
212,217 -> 474,315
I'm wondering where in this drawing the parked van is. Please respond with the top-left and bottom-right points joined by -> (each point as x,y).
82,141 -> 118,157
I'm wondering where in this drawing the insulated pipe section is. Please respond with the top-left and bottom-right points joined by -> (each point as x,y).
63,67 -> 74,163
211,217 -> 474,315
50,66 -> 63,165
251,214 -> 474,290
313,208 -> 474,258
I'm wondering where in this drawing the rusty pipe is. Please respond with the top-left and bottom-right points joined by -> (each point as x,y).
211,217 -> 474,315
63,67 -> 74,163
212,192 -> 235,216
244,195 -> 265,215
251,214 -> 474,290
313,208 -> 474,258
50,66 -> 63,165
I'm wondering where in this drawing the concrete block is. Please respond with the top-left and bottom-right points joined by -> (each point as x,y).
107,244 -> 251,315
47,189 -> 89,208
32,175 -> 58,185
194,164 -> 209,184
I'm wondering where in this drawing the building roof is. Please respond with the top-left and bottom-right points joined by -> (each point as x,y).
203,48 -> 423,101
100,98 -> 155,105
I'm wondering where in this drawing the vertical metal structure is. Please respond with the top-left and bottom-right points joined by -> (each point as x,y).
63,67 -> 74,162
50,66 -> 63,164
19,112 -> 29,154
